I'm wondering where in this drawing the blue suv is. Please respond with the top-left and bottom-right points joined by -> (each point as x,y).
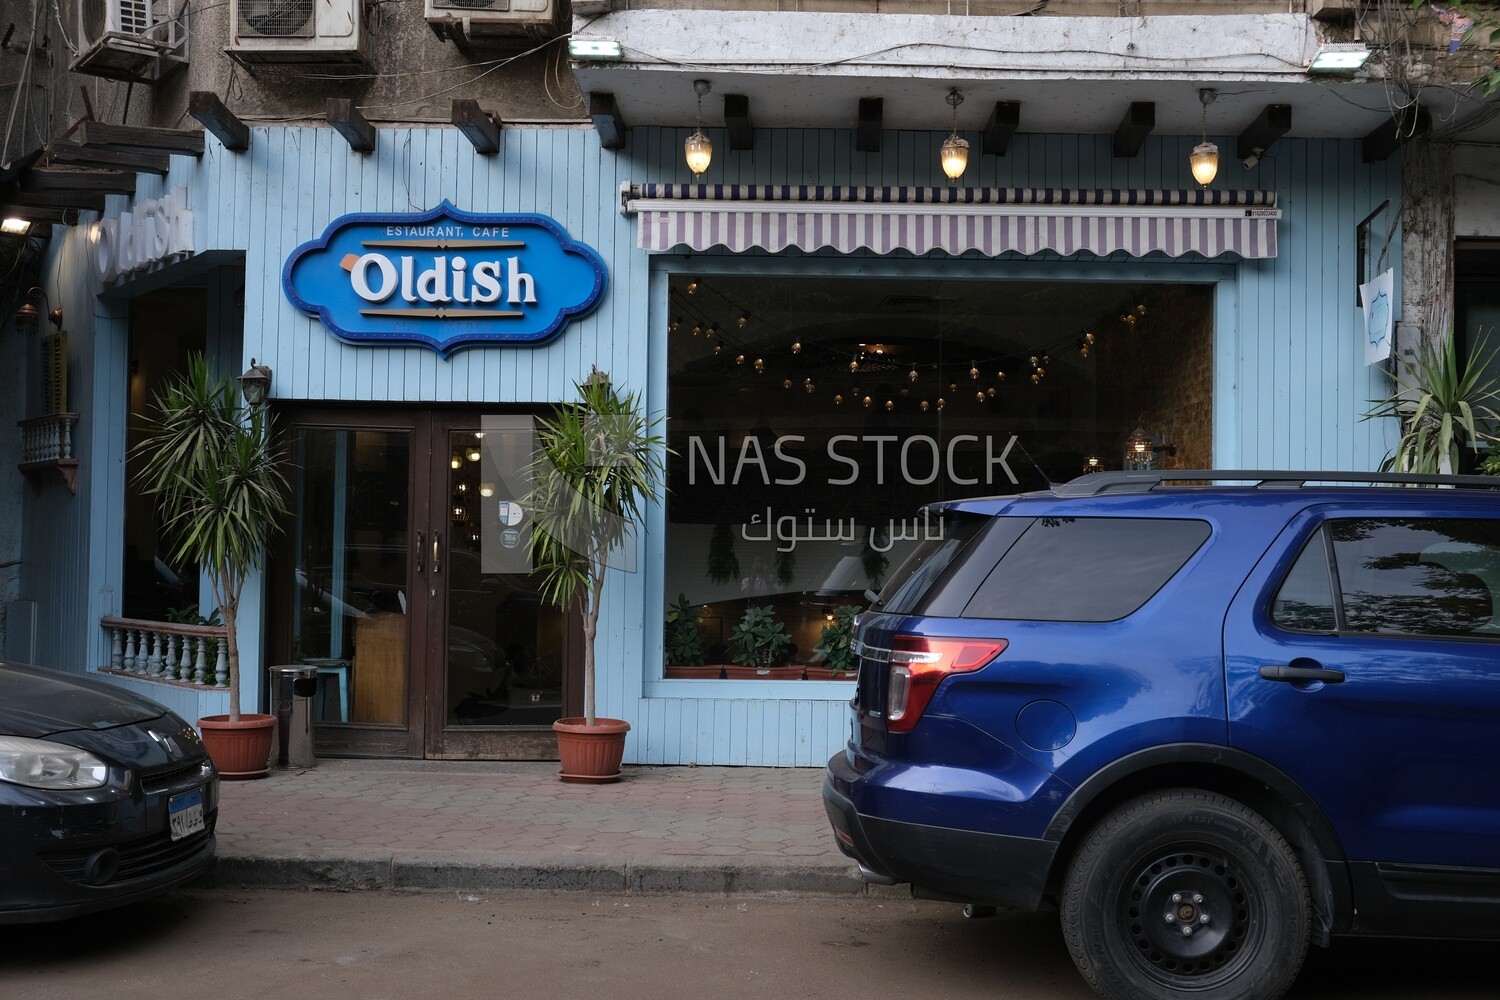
823,470 -> 1500,1000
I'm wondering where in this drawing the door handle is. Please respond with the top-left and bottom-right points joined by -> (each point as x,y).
415,530 -> 424,574
433,533 -> 441,574
1258,664 -> 1346,684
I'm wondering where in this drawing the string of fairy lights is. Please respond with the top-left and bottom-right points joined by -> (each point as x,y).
667,277 -> 1150,413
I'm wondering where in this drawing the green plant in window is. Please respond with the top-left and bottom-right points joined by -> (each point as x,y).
1366,333 -> 1500,474
861,532 -> 890,590
665,592 -> 707,666
814,605 -> 861,675
775,548 -> 796,587
708,523 -> 740,584
1483,452 -> 1500,477
729,604 -> 792,669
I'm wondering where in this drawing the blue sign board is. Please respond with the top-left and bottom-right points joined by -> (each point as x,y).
282,201 -> 607,357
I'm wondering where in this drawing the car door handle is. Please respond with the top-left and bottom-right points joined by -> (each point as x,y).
1258,664 -> 1346,684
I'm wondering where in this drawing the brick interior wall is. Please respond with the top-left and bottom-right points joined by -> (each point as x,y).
1094,284 -> 1215,471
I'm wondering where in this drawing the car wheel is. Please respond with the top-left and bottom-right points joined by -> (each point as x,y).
1060,789 -> 1310,1000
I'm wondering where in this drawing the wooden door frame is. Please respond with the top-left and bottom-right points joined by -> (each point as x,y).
266,403 -> 582,760
420,410 -> 582,761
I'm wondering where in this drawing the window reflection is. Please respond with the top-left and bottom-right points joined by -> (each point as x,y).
1331,519 -> 1499,640
664,275 -> 1215,670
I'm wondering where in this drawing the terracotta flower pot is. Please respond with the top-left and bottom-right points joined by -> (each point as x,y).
664,664 -> 726,679
553,717 -> 630,784
721,665 -> 804,680
804,666 -> 856,681
199,713 -> 276,780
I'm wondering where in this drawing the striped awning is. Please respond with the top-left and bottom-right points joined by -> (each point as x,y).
624,185 -> 1280,260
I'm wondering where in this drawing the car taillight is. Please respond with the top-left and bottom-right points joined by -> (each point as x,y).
886,635 -> 1006,734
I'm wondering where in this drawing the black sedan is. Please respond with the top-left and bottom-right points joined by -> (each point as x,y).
0,661 -> 218,923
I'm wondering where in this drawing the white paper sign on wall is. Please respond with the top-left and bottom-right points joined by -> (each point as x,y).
1360,267 -> 1395,367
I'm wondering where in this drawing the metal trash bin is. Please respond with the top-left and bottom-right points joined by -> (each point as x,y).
269,665 -> 319,769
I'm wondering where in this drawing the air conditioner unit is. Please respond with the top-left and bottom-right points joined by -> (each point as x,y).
424,0 -> 560,50
72,0 -> 188,82
228,0 -> 371,68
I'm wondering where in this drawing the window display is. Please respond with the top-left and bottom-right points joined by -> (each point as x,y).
663,273 -> 1213,677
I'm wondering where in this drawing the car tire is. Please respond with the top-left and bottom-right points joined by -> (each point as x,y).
1060,788 -> 1310,1000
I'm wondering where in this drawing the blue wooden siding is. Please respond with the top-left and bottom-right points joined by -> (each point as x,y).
31,123 -> 1399,765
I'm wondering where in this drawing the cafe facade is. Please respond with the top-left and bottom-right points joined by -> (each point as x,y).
22,118 -> 1401,765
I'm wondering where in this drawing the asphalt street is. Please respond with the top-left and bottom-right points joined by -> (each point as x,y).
4,890 -> 1500,1000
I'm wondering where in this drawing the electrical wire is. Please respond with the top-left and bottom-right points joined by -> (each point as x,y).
606,39 -> 1316,74
0,0 -> 40,167
50,0 -> 77,55
543,39 -> 584,112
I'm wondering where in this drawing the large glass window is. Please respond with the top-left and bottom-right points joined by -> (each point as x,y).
663,274 -> 1215,674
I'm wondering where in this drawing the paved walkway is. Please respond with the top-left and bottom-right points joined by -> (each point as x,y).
205,759 -> 882,897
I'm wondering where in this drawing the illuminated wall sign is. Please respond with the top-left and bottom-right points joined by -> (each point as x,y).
92,186 -> 195,282
282,201 -> 608,356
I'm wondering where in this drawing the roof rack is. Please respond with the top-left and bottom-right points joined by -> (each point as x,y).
1053,469 -> 1500,498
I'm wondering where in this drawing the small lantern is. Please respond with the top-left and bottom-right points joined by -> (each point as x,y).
1190,142 -> 1220,187
1125,426 -> 1155,471
685,130 -> 713,177
237,359 -> 273,408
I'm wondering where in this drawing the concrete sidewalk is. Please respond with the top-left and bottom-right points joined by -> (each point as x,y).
204,759 -> 883,898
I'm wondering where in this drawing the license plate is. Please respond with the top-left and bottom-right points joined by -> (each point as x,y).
168,787 -> 205,841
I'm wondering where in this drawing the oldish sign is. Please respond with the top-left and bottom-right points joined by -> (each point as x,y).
283,202 -> 607,356
93,187 -> 195,282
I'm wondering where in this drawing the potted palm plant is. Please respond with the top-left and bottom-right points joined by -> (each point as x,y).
1367,333 -> 1500,473
134,355 -> 290,779
526,369 -> 666,782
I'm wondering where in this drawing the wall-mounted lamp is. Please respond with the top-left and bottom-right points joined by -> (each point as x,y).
685,79 -> 713,178
1309,42 -> 1371,74
14,286 -> 62,330
940,88 -> 969,182
1,217 -> 31,236
567,37 -> 622,61
1190,89 -> 1219,188
237,358 -> 273,408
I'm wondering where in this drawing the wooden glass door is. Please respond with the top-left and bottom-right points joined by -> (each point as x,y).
421,415 -> 579,759
270,408 -> 578,759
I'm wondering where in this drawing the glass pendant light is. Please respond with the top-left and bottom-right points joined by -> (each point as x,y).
685,80 -> 713,178
940,88 -> 969,182
1190,89 -> 1219,188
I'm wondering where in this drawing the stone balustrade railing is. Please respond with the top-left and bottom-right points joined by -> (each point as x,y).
100,616 -> 228,687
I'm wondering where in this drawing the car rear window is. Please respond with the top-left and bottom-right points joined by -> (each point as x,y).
1330,518 -> 1499,639
876,511 -> 994,615
962,517 -> 1212,622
